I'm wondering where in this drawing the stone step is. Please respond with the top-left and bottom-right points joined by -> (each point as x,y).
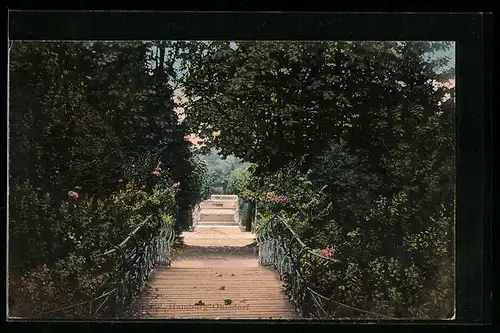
202,198 -> 237,202
196,221 -> 238,226
199,219 -> 236,223
199,206 -> 236,210
199,209 -> 236,214
199,215 -> 236,222
200,203 -> 237,209
209,195 -> 238,200
189,226 -> 246,233
199,212 -> 235,217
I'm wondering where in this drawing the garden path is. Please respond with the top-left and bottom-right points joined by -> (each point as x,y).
129,196 -> 296,319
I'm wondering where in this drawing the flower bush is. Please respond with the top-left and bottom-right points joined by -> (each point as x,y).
227,140 -> 455,318
263,191 -> 291,204
9,157 -> 179,316
8,41 -> 215,317
300,247 -> 337,283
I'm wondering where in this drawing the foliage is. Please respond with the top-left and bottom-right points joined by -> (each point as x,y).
9,175 -> 176,315
9,39 -> 455,319
197,41 -> 455,318
226,163 -> 254,199
171,152 -> 212,232
182,41 -> 454,174
8,41 -> 210,316
200,148 -> 245,194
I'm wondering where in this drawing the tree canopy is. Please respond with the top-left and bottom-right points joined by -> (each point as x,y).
182,41 -> 454,174
8,41 -> 211,315
9,40 -> 455,319
200,148 -> 246,194
182,40 -> 455,318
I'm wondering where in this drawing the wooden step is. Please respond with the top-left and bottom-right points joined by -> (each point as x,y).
128,264 -> 296,319
182,226 -> 255,246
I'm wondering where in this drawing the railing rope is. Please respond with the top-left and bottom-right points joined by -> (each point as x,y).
258,215 -> 395,319
38,214 -> 176,319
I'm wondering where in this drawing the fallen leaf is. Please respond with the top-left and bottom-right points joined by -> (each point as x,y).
219,286 -> 225,290
231,273 -> 235,276
217,274 -> 222,277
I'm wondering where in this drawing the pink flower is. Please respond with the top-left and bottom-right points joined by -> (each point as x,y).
152,170 -> 160,176
265,192 -> 290,204
320,247 -> 335,259
170,182 -> 180,192
68,191 -> 79,199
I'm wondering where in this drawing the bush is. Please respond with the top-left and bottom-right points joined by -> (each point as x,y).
8,40 -> 213,317
234,139 -> 454,318
9,164 -> 178,316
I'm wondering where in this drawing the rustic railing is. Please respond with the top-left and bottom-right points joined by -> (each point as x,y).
258,215 -> 395,319
38,214 -> 175,319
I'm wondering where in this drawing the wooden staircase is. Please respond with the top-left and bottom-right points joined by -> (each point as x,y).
129,195 -> 297,319
130,247 -> 296,319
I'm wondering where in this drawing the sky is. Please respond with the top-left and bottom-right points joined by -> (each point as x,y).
150,41 -> 455,78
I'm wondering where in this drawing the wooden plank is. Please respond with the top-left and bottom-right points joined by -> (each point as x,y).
126,200 -> 296,320
130,264 -> 296,319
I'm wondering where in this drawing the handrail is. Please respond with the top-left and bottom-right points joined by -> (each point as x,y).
37,288 -> 117,317
101,216 -> 152,256
38,214 -> 175,319
258,215 -> 395,319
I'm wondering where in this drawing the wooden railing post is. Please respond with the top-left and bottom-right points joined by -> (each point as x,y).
246,200 -> 255,232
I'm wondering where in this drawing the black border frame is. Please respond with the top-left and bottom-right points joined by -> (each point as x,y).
3,10 -> 492,332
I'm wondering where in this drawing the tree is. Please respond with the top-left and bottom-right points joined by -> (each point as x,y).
200,148 -> 245,194
184,40 -> 455,318
182,41 -> 453,174
8,40 -> 212,316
